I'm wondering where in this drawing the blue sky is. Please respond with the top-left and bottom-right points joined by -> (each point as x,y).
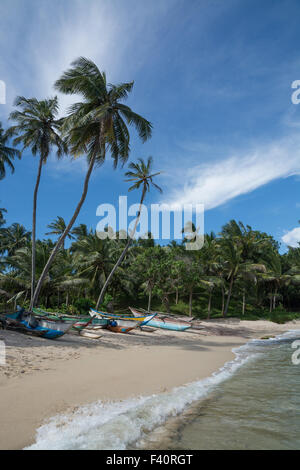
1,0 -> 300,250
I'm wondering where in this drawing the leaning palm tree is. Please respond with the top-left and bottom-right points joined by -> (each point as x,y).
96,156 -> 161,308
31,57 -> 152,308
9,97 -> 67,308
0,122 -> 21,179
46,216 -> 74,248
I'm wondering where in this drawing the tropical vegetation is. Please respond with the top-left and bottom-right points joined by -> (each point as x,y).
0,57 -> 300,324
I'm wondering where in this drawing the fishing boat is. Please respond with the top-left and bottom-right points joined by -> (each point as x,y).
3,310 -> 71,339
89,308 -> 156,328
129,307 -> 192,331
1,314 -> 47,337
106,323 -> 135,334
33,307 -> 107,331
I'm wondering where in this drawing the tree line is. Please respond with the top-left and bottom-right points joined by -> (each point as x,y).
1,214 -> 300,319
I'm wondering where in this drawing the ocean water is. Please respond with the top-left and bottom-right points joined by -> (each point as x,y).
26,330 -> 300,450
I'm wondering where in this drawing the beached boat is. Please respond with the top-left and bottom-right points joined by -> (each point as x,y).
129,307 -> 192,331
3,310 -> 71,339
89,308 -> 156,327
1,314 -> 47,337
37,318 -> 74,334
33,307 -> 107,330
106,324 -> 135,334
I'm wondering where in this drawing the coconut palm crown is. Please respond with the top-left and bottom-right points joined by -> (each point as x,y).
55,56 -> 152,167
0,122 -> 21,179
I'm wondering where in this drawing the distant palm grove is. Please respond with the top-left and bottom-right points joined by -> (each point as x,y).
1,57 -> 300,322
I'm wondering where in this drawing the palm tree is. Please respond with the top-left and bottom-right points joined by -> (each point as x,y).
0,205 -> 7,227
31,57 -> 152,308
178,255 -> 202,316
2,239 -> 56,307
96,157 -> 161,308
9,97 -> 67,308
0,122 -> 21,179
46,216 -> 74,248
0,223 -> 31,256
217,237 -> 267,316
73,231 -> 116,296
71,223 -> 89,240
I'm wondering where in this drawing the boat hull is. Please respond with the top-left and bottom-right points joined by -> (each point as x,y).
33,308 -> 108,330
3,311 -> 68,339
107,325 -> 135,334
38,319 -> 73,333
129,307 -> 191,331
89,308 -> 156,326
145,319 -> 191,331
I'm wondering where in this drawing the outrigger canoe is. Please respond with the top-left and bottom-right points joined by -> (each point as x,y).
129,307 -> 192,331
89,308 -> 156,328
33,308 -> 107,331
107,324 -> 135,334
2,310 -> 72,339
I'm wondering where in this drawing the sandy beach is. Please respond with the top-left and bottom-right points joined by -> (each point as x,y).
0,318 -> 299,450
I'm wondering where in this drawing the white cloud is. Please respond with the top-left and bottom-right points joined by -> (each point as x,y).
282,227 -> 300,247
0,0 -> 171,116
163,134 -> 300,210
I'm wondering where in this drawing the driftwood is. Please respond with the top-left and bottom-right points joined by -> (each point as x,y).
139,326 -> 157,333
190,325 -> 205,330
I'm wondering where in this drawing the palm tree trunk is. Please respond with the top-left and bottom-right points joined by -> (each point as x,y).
224,276 -> 234,317
175,287 -> 179,305
242,290 -> 245,315
96,187 -> 147,309
189,289 -> 193,316
273,287 -> 278,310
66,292 -> 69,308
30,155 -> 43,309
207,290 -> 212,319
147,287 -> 152,312
221,287 -> 225,316
269,293 -> 273,313
31,154 -> 97,309
163,294 -> 170,313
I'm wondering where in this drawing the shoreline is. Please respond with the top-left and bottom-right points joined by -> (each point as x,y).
1,318 -> 299,450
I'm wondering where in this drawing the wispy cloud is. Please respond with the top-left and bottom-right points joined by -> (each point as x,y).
282,227 -> 300,247
0,0 -> 172,116
163,134 -> 300,210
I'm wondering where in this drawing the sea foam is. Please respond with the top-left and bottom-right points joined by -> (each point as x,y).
26,342 -> 258,450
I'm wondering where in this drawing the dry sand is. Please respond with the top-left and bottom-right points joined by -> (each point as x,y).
0,318 -> 299,450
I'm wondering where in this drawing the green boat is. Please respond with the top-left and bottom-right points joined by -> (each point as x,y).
32,308 -> 108,331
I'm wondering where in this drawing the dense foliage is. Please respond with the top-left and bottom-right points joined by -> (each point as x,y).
1,217 -> 300,322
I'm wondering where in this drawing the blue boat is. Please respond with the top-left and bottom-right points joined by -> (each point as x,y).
129,307 -> 192,331
3,310 -> 71,339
